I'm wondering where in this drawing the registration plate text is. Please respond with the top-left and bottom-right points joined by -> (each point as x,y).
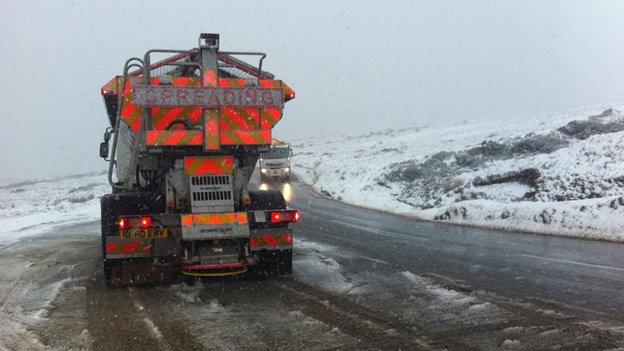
120,228 -> 169,239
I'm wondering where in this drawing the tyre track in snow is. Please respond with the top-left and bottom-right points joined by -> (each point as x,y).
266,278 -> 467,350
132,286 -> 206,351
86,269 -> 206,351
85,274 -> 165,351
266,275 -> 624,350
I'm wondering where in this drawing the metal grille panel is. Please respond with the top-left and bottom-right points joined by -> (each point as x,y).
189,175 -> 234,213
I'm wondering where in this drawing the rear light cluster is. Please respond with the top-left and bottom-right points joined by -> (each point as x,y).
118,216 -> 154,230
270,210 -> 300,224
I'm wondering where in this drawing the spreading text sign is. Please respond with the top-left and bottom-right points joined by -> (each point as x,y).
133,85 -> 283,108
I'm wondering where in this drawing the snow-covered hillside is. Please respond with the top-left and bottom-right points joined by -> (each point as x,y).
292,104 -> 624,241
0,172 -> 108,245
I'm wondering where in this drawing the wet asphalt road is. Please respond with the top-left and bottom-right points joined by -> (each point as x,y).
288,181 -> 624,321
2,178 -> 624,350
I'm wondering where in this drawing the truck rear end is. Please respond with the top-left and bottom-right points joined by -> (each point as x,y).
99,34 -> 298,285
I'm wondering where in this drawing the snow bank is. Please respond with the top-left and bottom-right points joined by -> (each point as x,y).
292,104 -> 624,241
401,271 -> 475,306
0,172 -> 108,245
294,237 -> 356,294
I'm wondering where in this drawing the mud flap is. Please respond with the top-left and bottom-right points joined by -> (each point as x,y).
105,259 -> 180,287
249,249 -> 293,277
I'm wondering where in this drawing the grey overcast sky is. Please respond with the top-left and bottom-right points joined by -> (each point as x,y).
1,1 -> 624,181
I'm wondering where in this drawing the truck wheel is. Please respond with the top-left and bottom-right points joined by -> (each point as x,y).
100,194 -> 115,285
280,250 -> 293,275
182,273 -> 197,286
273,249 -> 292,275
102,260 -> 121,286
254,249 -> 292,276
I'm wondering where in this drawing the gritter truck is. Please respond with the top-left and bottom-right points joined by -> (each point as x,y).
98,34 -> 298,285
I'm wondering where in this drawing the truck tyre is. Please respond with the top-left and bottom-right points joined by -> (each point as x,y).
248,190 -> 292,276
182,273 -> 197,286
278,249 -> 293,275
100,194 -> 116,285
254,249 -> 292,276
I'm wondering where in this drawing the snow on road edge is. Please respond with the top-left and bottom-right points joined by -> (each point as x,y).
292,104 -> 624,241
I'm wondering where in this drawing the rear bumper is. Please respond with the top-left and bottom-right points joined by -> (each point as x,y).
104,212 -> 294,260
180,213 -> 250,240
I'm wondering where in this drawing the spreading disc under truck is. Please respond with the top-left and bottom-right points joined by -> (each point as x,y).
98,34 -> 298,285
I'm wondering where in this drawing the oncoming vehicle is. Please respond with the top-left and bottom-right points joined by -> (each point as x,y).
260,143 -> 292,182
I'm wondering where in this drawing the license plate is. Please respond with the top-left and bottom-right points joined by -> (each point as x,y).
120,228 -> 169,239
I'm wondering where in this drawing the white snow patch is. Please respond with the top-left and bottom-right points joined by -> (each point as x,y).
502,326 -> 525,333
0,277 -> 73,350
536,309 -> 566,318
467,302 -> 495,312
294,238 -> 355,294
294,253 -> 354,294
170,283 -> 204,304
400,271 -> 475,305
418,196 -> 624,241
169,285 -> 225,312
32,278 -> 73,321
7,277 -> 73,325
207,299 -> 226,313
294,240 -> 335,253
501,339 -> 523,349
142,317 -> 165,341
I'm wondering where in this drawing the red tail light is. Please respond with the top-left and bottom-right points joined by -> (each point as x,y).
270,210 -> 300,223
119,216 -> 154,230
118,217 -> 128,231
139,216 -> 153,229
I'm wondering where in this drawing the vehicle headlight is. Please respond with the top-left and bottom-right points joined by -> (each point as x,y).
284,167 -> 290,172
261,168 -> 268,174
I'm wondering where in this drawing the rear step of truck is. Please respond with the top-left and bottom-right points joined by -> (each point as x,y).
182,261 -> 248,277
